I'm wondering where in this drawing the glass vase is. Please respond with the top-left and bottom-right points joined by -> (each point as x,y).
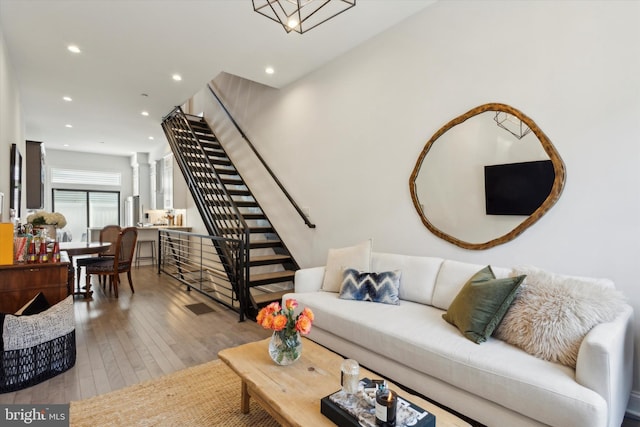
268,330 -> 302,365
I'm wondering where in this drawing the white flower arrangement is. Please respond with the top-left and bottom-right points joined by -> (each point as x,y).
26,211 -> 67,229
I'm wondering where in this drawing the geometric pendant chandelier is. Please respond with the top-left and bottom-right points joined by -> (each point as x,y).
252,0 -> 356,34
493,111 -> 532,140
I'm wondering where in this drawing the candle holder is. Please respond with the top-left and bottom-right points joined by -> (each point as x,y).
340,359 -> 360,406
340,359 -> 360,395
375,382 -> 397,427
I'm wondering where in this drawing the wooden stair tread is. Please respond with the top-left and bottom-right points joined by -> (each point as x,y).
221,177 -> 243,185
221,226 -> 272,234
214,213 -> 265,221
250,254 -> 292,266
249,270 -> 295,286
187,158 -> 232,166
250,289 -> 292,307
242,213 -> 266,220
249,240 -> 282,249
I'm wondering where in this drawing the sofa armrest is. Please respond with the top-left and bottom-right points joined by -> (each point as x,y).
575,305 -> 634,427
294,266 -> 326,293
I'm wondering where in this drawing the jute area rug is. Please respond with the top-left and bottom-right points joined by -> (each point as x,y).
70,359 -> 279,426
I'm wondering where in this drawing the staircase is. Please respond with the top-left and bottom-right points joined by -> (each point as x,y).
161,107 -> 298,318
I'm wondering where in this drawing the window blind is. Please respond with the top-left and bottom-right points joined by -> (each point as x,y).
51,168 -> 121,186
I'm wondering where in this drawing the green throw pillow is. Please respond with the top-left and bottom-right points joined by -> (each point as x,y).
442,266 -> 525,344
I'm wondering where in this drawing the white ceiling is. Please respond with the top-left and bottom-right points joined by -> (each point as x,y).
0,0 -> 432,157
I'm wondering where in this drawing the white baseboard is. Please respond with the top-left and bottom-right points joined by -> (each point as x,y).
628,391 -> 640,420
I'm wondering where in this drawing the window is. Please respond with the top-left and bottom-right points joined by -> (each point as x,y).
52,190 -> 120,242
51,168 -> 121,186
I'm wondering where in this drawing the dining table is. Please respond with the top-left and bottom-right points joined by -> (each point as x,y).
59,241 -> 111,298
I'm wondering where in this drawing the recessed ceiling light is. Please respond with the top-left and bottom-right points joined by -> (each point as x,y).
141,111 -> 149,116
265,67 -> 275,75
63,96 -> 72,102
67,45 -> 81,54
65,124 -> 73,128
172,74 -> 182,81
148,136 -> 154,140
63,144 -> 69,147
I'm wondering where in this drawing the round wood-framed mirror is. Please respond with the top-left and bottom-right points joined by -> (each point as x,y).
409,103 -> 565,250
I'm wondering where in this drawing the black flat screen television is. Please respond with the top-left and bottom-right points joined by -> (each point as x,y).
484,160 -> 554,216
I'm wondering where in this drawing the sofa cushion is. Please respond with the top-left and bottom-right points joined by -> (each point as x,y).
494,265 -> 627,368
371,253 -> 443,305
432,260 -> 511,310
442,266 -> 525,344
321,240 -> 372,293
339,268 -> 401,305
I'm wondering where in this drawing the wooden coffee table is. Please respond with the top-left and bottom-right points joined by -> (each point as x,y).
218,337 -> 471,427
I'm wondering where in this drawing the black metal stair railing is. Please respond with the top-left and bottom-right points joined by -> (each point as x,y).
161,107 -> 250,318
162,104 -> 304,320
157,229 -> 247,319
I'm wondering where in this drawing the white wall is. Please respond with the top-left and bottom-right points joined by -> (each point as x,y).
0,23 -> 25,223
191,0 -> 640,413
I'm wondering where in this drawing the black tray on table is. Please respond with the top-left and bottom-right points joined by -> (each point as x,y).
320,378 -> 436,427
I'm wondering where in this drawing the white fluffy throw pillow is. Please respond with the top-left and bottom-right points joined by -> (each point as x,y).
494,266 -> 627,368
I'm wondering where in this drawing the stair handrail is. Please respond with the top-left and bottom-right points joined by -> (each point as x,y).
207,84 -> 316,229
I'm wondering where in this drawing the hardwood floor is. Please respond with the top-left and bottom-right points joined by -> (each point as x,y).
0,265 -> 270,405
1,265 -> 639,427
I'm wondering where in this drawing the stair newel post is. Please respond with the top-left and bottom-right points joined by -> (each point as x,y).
157,229 -> 162,275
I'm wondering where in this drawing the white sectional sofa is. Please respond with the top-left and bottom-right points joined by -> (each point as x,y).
284,251 -> 634,427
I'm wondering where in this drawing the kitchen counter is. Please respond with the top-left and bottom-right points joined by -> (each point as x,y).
87,226 -> 191,237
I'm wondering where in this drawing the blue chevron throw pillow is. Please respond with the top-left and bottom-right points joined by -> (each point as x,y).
339,268 -> 401,305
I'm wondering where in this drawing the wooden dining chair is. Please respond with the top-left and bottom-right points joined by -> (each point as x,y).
85,227 -> 138,298
76,225 -> 121,286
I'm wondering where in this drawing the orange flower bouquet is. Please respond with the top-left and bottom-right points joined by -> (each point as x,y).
257,299 -> 314,365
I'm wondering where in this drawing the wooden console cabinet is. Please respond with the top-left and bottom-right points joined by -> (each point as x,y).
0,253 -> 71,313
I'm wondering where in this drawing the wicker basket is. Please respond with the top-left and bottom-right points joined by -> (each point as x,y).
1,329 -> 76,393
1,295 -> 76,393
